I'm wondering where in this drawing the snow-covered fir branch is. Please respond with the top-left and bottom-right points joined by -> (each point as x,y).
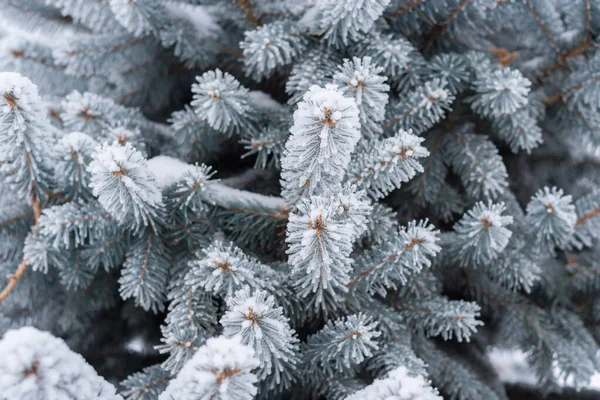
0,2 -> 600,400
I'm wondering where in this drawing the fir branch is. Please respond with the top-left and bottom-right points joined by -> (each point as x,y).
0,182 -> 42,304
236,0 -> 260,27
523,0 -> 562,54
390,0 -> 424,18
441,0 -> 472,27
0,259 -> 28,304
576,208 -> 600,227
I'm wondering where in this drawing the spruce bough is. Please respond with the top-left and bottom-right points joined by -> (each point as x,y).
0,1 -> 600,399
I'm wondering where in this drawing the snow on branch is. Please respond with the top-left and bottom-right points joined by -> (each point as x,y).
470,68 -> 531,118
281,84 -> 360,201
191,69 -> 256,135
384,79 -> 454,134
0,327 -> 122,399
158,336 -> 259,400
525,186 -> 576,253
303,313 -> 381,378
287,192 -> 370,310
0,71 -> 53,201
221,287 -> 299,391
445,128 -> 508,199
348,129 -> 429,199
186,240 -> 270,299
89,141 -> 163,232
345,366 -> 441,400
350,219 -> 441,295
313,0 -> 391,47
449,201 -> 514,267
333,56 -> 390,138
241,21 -> 307,81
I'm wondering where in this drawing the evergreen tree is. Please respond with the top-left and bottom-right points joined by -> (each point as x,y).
1,1 -> 600,399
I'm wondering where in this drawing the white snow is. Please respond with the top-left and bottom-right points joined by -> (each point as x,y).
89,142 -> 163,217
146,155 -> 288,212
488,348 -> 537,386
281,84 -> 360,200
297,5 -> 319,30
59,131 -> 98,161
147,155 -> 195,190
163,3 -> 221,39
248,90 -> 285,113
126,336 -> 147,354
221,287 -> 298,374
0,327 -> 122,400
345,366 -> 441,400
0,17 -> 78,49
0,71 -> 43,115
158,336 -> 258,400
488,347 -> 600,390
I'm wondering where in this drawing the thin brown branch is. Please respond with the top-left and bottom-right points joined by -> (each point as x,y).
585,0 -> 593,39
540,40 -> 593,79
523,0 -> 562,53
0,259 -> 28,304
10,50 -> 63,71
0,143 -> 45,303
576,208 -> 600,227
229,208 -> 289,220
236,0 -> 260,27
441,0 -> 471,26
348,238 -> 423,287
135,376 -> 173,400
32,195 -> 41,227
67,37 -> 147,57
489,46 -> 519,67
0,194 -> 41,304
0,213 -> 33,230
545,73 -> 600,104
391,0 -> 424,18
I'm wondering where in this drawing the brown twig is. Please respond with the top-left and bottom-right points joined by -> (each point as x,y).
523,0 -> 562,54
441,0 -> 472,26
391,0 -> 424,18
0,259 -> 29,304
539,40 -> 593,79
32,195 -> 41,226
0,178 -> 42,304
236,0 -> 260,27
576,208 -> 600,227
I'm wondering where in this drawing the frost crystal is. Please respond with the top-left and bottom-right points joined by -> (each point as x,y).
241,21 -> 307,80
304,313 -> 381,377
315,0 -> 391,46
0,72 -> 44,119
0,72 -> 52,200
